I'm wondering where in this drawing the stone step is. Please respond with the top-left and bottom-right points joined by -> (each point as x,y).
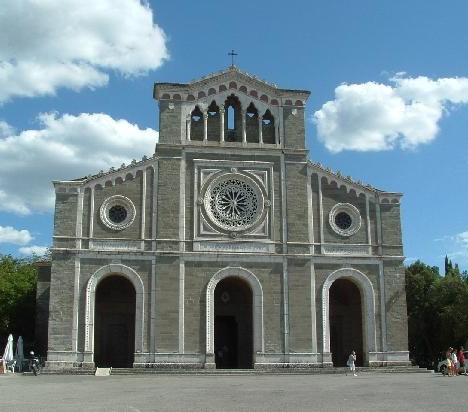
95,367 -> 111,376
109,366 -> 432,376
36,365 -> 433,376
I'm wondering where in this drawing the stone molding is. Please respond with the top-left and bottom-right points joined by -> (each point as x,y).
328,202 -> 361,237
321,268 -> 377,357
205,267 -> 264,357
99,195 -> 136,231
321,244 -> 371,255
194,160 -> 273,240
84,264 -> 144,356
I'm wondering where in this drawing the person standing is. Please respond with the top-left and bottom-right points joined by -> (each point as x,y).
347,350 -> 357,376
451,348 -> 459,376
458,347 -> 466,375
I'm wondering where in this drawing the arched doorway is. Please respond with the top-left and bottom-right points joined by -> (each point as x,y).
214,277 -> 253,369
329,278 -> 364,366
94,275 -> 136,368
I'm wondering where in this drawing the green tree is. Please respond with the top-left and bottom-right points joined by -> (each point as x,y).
0,254 -> 38,345
406,259 -> 468,368
405,261 -> 440,365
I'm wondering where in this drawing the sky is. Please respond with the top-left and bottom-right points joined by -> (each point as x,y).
0,0 -> 467,272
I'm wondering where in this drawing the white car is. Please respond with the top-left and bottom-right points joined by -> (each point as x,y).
437,351 -> 468,374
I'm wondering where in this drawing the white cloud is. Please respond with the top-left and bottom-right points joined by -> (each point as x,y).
436,231 -> 468,268
0,226 -> 33,245
18,245 -> 49,256
0,0 -> 168,103
0,121 -> 15,138
313,75 -> 468,153
0,113 -> 158,214
455,231 -> 468,247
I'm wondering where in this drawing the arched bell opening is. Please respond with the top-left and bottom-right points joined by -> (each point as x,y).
214,277 -> 253,369
329,278 -> 364,367
190,106 -> 204,141
245,102 -> 259,143
262,110 -> 275,144
207,100 -> 220,141
224,94 -> 242,142
94,275 -> 136,368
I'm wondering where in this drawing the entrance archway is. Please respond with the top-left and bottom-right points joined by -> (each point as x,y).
214,277 -> 253,369
329,279 -> 363,366
94,275 -> 135,368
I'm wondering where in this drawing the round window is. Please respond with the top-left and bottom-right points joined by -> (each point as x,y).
109,205 -> 128,224
203,172 -> 266,233
334,211 -> 352,230
100,195 -> 136,230
329,203 -> 361,237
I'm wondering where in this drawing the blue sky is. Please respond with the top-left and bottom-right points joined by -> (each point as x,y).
0,0 -> 467,272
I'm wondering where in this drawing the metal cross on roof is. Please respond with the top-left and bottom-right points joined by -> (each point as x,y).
228,49 -> 238,67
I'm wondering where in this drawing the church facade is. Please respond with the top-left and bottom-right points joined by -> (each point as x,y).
45,67 -> 410,370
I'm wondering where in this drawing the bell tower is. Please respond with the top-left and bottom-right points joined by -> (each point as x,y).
153,66 -> 310,150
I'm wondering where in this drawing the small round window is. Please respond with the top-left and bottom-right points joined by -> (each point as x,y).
334,212 -> 352,230
109,205 -> 128,224
100,195 -> 136,230
329,203 -> 361,237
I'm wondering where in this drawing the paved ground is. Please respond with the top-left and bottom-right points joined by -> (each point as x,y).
0,371 -> 463,411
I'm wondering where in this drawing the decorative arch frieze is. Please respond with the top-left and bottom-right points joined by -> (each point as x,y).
84,264 -> 144,356
321,268 -> 376,355
205,267 -> 264,356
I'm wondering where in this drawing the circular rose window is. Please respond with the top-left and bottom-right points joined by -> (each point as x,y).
100,195 -> 136,230
329,203 -> 361,237
203,173 -> 265,232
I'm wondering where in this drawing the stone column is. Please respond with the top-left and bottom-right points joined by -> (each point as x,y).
258,116 -> 263,144
186,115 -> 191,141
220,107 -> 225,143
203,112 -> 208,142
242,111 -> 246,144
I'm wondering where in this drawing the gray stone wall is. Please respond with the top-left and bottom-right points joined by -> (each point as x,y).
53,192 -> 78,239
380,203 -> 403,255
159,100 -> 182,144
48,252 -> 76,351
156,150 -> 181,250
288,259 -> 312,352
259,263 -> 283,353
35,263 -> 51,356
383,262 -> 408,351
285,161 -> 309,250
92,173 -> 143,240
155,257 -> 179,352
321,180 -> 368,245
311,174 -> 320,245
283,107 -> 306,150
145,168 -> 155,240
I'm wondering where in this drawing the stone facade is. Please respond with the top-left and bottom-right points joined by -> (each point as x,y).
44,66 -> 410,370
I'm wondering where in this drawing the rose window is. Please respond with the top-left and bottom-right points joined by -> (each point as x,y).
204,173 -> 265,232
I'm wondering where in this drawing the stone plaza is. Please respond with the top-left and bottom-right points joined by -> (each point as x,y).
1,371 -> 461,411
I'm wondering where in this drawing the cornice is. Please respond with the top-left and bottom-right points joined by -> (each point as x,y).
308,160 -> 403,203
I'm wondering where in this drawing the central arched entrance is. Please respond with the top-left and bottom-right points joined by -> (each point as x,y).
214,277 -> 253,369
329,278 -> 364,366
94,275 -> 136,368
